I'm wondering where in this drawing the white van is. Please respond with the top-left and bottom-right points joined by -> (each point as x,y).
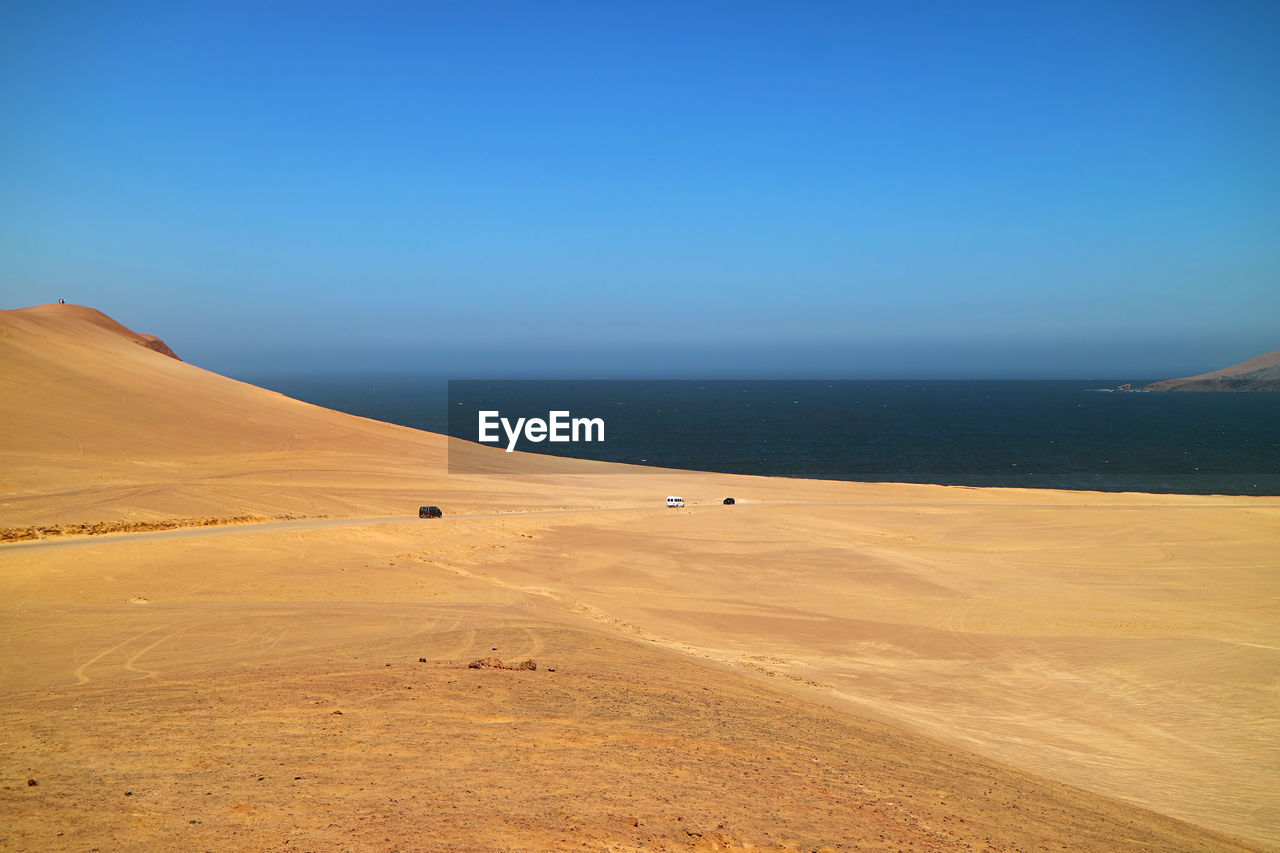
666,496 -> 685,508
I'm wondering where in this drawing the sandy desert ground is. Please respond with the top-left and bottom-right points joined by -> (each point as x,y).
1,303 -> 1277,851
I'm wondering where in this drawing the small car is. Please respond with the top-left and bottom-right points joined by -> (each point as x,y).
723,497 -> 735,505
418,506 -> 443,519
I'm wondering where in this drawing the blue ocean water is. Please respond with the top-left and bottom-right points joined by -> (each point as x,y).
244,375 -> 1280,495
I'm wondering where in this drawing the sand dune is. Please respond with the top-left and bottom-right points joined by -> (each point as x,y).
2,303 -> 1277,851
1146,348 -> 1280,391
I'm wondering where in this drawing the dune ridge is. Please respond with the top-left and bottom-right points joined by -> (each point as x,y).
2,303 -> 1277,851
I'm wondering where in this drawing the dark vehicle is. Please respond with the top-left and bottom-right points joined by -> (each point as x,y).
723,497 -> 735,505
419,506 -> 443,519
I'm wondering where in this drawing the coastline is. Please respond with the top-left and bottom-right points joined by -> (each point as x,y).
3,304 -> 1277,850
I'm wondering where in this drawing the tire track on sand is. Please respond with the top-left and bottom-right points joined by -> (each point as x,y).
73,625 -> 172,685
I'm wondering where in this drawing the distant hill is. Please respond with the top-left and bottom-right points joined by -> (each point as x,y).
1145,348 -> 1280,392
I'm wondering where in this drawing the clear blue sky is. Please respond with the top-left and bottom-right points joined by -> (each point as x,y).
2,0 -> 1276,378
